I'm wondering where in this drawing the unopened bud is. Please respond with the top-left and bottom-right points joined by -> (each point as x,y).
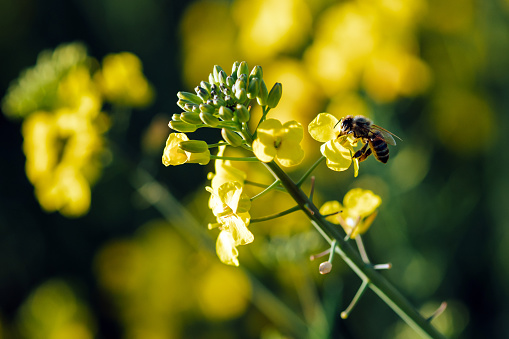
199,112 -> 220,127
180,112 -> 203,125
237,61 -> 249,78
219,106 -> 234,120
171,114 -> 181,121
235,104 -> 250,123
195,86 -> 210,101
179,140 -> 209,153
221,128 -> 243,147
319,261 -> 332,275
231,61 -> 240,76
235,88 -> 247,103
267,82 -> 282,108
213,65 -> 224,83
177,91 -> 202,104
226,75 -> 235,88
247,77 -> 259,99
200,81 -> 212,93
257,79 -> 269,106
199,103 -> 215,114
218,70 -> 228,85
168,120 -> 197,133
249,65 -> 263,80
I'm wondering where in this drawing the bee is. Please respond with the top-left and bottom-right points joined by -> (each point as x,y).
337,115 -> 401,164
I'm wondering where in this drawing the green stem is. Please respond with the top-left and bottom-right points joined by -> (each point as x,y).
208,142 -> 230,148
210,155 -> 260,162
263,161 -> 446,339
251,205 -> 300,223
296,156 -> 325,187
251,180 -> 281,201
245,180 -> 287,193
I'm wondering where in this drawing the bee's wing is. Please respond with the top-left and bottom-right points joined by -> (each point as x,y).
371,124 -> 401,146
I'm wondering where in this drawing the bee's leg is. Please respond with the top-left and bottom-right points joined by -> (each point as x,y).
353,142 -> 371,162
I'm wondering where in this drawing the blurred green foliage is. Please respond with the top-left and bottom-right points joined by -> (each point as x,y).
1,0 -> 509,338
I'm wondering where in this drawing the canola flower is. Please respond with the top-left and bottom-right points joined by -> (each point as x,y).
308,113 -> 359,175
3,42 -> 153,217
320,188 -> 381,238
162,61 -> 445,338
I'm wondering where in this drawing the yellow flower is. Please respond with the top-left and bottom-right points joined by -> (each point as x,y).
22,105 -> 107,217
207,146 -> 247,211
320,188 -> 381,238
308,113 -> 359,176
206,182 -> 253,266
162,133 -> 210,166
253,118 -> 304,167
95,52 -> 154,107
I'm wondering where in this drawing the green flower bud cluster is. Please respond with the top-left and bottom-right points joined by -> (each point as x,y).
169,61 -> 283,147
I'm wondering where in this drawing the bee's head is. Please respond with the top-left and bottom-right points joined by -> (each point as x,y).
338,115 -> 354,133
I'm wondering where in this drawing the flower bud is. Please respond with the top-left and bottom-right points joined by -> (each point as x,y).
221,128 -> 244,147
237,61 -> 249,79
267,82 -> 282,108
235,104 -> 250,123
195,86 -> 210,101
180,112 -> 203,125
178,140 -> 209,153
208,73 -> 215,85
235,88 -> 247,103
199,112 -> 220,127
213,97 -> 226,107
213,65 -> 224,83
218,70 -> 228,85
226,75 -> 235,88
249,65 -> 263,81
177,91 -> 202,104
257,79 -> 269,106
184,103 -> 198,112
231,61 -> 240,76
200,81 -> 212,93
247,77 -> 259,99
319,261 -> 332,275
168,120 -> 197,133
171,113 -> 181,121
177,99 -> 192,110
235,78 -> 246,92
199,103 -> 215,114
219,106 -> 234,120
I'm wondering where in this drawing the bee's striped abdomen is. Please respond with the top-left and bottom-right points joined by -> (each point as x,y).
370,134 -> 389,164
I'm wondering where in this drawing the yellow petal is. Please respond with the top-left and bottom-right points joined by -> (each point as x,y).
308,113 -> 339,142
221,214 -> 254,246
343,188 -> 382,217
319,200 -> 343,224
282,120 -> 304,142
216,231 -> 239,266
275,139 -> 304,167
162,133 -> 188,166
321,139 -> 352,171
253,138 -> 276,162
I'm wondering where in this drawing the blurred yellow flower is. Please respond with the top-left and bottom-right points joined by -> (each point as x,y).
253,119 -> 304,167
22,106 -> 108,217
308,113 -> 359,175
233,0 -> 311,60
95,52 -> 154,107
17,279 -> 95,339
320,188 -> 381,238
207,181 -> 252,266
162,133 -> 211,166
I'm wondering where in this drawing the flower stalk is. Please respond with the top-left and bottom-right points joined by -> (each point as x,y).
263,161 -> 446,339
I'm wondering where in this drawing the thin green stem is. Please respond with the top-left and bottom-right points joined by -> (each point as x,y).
263,161 -> 446,339
210,155 -> 260,162
253,106 -> 270,140
341,279 -> 370,319
208,142 -> 230,148
250,205 -> 300,223
296,156 -> 325,187
245,180 -> 287,193
251,180 -> 281,201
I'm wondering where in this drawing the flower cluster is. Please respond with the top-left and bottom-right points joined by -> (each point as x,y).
163,61 -> 384,266
320,188 -> 381,238
2,43 -> 154,217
